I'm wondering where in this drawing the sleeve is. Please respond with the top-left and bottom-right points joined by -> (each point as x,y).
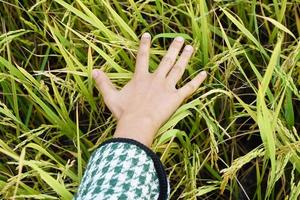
74,137 -> 170,200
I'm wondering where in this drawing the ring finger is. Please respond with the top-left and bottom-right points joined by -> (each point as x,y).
166,45 -> 194,87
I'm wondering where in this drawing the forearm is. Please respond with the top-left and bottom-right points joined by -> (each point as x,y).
74,138 -> 170,200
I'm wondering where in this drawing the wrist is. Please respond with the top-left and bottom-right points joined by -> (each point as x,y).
113,115 -> 159,147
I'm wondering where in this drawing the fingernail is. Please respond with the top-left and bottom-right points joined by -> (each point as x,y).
185,45 -> 193,51
142,32 -> 151,39
200,71 -> 207,77
175,36 -> 184,42
92,69 -> 100,79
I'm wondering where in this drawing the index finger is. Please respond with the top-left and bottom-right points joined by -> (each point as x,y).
134,32 -> 151,77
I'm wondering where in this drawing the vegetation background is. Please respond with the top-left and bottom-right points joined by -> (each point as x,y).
0,0 -> 299,199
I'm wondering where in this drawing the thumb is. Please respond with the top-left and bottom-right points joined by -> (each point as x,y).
92,69 -> 118,99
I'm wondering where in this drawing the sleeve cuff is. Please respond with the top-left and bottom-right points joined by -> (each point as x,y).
99,137 -> 169,200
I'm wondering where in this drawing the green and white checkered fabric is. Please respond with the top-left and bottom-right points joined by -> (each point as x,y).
74,138 -> 170,200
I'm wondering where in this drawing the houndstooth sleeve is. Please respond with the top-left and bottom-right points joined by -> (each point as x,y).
74,137 -> 170,200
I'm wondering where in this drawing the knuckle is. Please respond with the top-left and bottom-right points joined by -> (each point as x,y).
138,50 -> 147,57
172,65 -> 182,73
165,79 -> 176,91
187,83 -> 196,92
178,89 -> 186,99
162,55 -> 173,64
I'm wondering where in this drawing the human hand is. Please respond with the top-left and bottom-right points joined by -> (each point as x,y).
92,32 -> 207,147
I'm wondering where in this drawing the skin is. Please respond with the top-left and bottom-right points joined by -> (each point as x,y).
92,32 -> 207,147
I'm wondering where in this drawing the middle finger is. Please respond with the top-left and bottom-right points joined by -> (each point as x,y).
154,36 -> 185,77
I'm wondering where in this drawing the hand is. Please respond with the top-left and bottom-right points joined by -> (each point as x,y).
92,32 -> 207,147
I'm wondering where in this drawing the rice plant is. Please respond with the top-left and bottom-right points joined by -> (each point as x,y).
0,0 -> 299,199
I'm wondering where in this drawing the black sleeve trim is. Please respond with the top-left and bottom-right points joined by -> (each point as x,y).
99,137 -> 168,200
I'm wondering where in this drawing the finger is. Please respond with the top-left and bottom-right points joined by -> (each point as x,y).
166,45 -> 194,86
178,71 -> 207,99
92,69 -> 118,99
134,32 -> 151,77
154,36 -> 185,77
